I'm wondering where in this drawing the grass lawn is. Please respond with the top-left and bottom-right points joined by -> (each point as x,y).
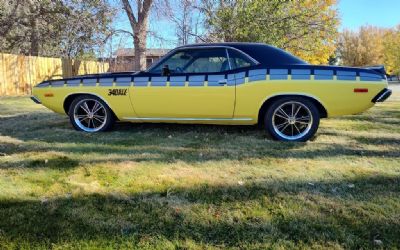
0,86 -> 399,249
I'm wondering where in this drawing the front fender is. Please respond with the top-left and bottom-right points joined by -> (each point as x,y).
32,86 -> 136,119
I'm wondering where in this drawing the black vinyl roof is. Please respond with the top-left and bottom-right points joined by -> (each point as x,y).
178,42 -> 308,66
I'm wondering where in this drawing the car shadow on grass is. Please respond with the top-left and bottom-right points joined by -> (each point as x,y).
0,175 -> 399,248
334,112 -> 400,126
1,112 -> 400,169
0,112 -> 306,162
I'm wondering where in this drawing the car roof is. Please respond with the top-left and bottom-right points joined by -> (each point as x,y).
178,42 -> 266,48
177,42 -> 307,66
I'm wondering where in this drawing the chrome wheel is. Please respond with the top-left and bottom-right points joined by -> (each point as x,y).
272,101 -> 313,141
73,99 -> 107,132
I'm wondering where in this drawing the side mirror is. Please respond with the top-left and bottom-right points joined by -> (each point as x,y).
162,65 -> 170,76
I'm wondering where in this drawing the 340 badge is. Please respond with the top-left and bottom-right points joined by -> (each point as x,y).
108,89 -> 127,96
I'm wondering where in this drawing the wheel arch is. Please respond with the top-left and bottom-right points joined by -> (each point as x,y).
257,94 -> 328,126
63,93 -> 118,120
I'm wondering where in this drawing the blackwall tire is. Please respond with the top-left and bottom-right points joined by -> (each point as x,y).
68,95 -> 115,132
264,97 -> 320,142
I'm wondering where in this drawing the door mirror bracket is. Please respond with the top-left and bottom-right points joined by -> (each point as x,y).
162,65 -> 170,76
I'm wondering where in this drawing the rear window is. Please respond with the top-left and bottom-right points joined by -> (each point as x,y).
235,44 -> 307,66
228,49 -> 256,69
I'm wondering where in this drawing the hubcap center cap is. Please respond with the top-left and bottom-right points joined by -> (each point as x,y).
288,117 -> 296,125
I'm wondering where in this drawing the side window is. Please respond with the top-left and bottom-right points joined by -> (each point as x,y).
228,49 -> 256,70
149,48 -> 230,74
149,50 -> 194,74
185,49 -> 229,73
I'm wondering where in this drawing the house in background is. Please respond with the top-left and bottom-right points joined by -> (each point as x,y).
110,48 -> 170,72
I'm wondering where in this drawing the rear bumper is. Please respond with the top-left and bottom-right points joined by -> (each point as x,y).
30,96 -> 41,104
372,88 -> 392,103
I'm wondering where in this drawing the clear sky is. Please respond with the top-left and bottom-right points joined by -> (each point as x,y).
338,0 -> 400,30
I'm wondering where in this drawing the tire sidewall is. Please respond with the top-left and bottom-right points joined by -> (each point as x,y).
68,95 -> 114,132
264,97 -> 320,142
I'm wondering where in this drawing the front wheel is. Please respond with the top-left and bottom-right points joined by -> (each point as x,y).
264,97 -> 320,142
68,95 -> 115,132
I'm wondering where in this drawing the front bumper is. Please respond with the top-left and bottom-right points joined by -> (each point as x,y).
372,88 -> 392,103
30,96 -> 41,104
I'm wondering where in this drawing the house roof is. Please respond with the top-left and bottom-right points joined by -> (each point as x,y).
115,48 -> 170,57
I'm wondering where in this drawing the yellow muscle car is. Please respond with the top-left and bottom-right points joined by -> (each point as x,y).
31,43 -> 392,141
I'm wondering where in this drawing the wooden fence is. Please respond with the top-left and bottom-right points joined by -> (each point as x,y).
0,53 -> 110,95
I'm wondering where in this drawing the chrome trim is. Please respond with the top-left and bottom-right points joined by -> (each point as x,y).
373,88 -> 392,103
73,98 -> 108,132
272,101 -> 313,141
30,96 -> 41,104
225,48 -> 232,70
122,117 -> 253,121
218,79 -> 228,85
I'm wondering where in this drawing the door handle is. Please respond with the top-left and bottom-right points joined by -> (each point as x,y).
218,79 -> 228,85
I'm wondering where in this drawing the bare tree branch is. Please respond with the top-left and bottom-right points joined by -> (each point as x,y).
121,0 -> 138,26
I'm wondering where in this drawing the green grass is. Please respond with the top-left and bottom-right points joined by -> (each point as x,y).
0,87 -> 399,249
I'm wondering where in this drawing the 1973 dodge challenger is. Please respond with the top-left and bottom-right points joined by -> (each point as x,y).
31,43 -> 392,141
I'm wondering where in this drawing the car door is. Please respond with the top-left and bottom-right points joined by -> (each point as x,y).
130,47 -> 236,119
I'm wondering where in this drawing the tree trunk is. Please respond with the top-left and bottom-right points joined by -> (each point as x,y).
121,0 -> 153,72
134,28 -> 147,71
30,18 -> 39,56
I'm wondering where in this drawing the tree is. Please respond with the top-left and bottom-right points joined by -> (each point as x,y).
338,26 -> 385,67
337,25 -> 400,75
58,1 -> 116,59
163,0 -> 204,46
0,0 -> 65,56
383,25 -> 400,75
0,0 -> 114,58
200,0 -> 339,64
121,0 -> 153,71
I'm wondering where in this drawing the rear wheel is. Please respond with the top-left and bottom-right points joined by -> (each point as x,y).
68,95 -> 114,132
264,97 -> 320,142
